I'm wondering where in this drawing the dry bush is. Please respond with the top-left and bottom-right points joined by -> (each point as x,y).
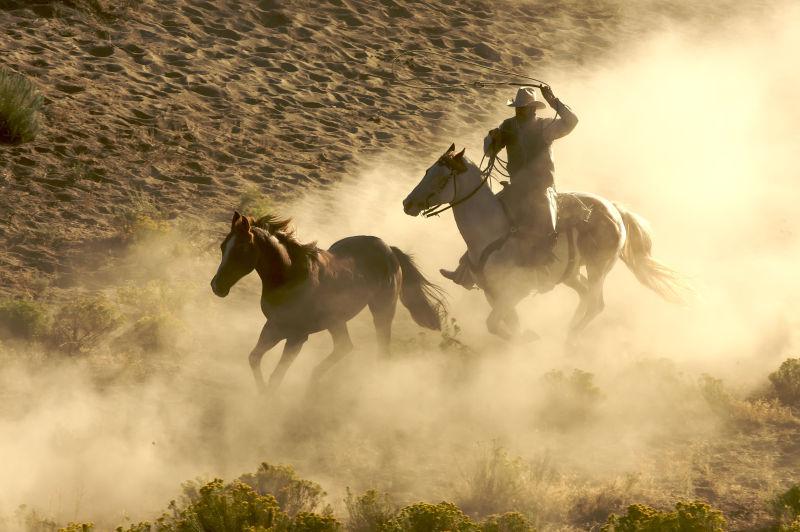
569,477 -> 639,529
457,444 -> 533,519
538,369 -> 603,430
769,359 -> 800,407
10,505 -> 59,532
49,294 -> 120,355
0,67 -> 42,145
344,488 -> 397,532
700,374 -> 798,428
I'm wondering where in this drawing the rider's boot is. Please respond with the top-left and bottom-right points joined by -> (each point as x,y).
440,253 -> 476,289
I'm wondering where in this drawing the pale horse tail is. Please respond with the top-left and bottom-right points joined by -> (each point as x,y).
390,246 -> 445,330
615,205 -> 689,303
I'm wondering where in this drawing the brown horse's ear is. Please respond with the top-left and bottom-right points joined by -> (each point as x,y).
232,211 -> 241,228
455,148 -> 465,159
446,143 -> 455,154
238,215 -> 251,233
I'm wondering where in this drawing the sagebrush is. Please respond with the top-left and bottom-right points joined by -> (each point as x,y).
0,67 -> 42,145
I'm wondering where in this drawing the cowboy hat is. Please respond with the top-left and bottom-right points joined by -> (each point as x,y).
506,86 -> 546,109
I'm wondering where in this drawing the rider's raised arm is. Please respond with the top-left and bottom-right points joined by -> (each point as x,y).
541,86 -> 578,142
543,100 -> 578,141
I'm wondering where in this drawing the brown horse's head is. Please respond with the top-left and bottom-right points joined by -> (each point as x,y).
211,211 -> 260,297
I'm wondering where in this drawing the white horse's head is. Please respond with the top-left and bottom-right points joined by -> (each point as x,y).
403,143 -> 468,216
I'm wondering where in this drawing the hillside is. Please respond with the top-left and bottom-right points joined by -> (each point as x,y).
0,0 -> 767,296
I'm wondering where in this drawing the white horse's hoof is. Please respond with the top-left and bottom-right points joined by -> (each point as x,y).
520,329 -> 540,343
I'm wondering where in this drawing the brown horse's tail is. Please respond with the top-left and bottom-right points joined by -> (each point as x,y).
616,205 -> 688,303
391,247 -> 445,330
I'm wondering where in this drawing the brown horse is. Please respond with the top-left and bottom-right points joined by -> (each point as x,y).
211,212 -> 444,393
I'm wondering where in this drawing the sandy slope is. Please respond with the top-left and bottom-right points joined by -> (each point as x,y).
0,0 -> 771,296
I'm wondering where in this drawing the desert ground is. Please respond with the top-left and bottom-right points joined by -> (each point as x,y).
0,0 -> 799,530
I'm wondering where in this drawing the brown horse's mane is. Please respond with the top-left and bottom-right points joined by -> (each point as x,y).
253,214 -> 324,266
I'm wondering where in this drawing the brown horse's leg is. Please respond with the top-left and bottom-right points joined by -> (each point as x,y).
310,322 -> 353,382
266,334 -> 308,392
249,322 -> 283,392
369,295 -> 397,356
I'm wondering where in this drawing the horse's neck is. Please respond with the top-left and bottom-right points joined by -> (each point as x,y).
253,228 -> 295,293
452,163 -> 510,262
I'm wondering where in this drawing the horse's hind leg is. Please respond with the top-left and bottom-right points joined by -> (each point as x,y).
564,273 -> 590,334
266,334 -> 308,392
249,322 -> 283,393
569,262 -> 611,336
310,322 -> 354,383
369,292 -> 398,357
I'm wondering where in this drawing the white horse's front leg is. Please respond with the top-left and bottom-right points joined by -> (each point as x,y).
486,306 -> 512,340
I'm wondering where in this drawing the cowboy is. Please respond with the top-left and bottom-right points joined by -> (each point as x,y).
440,85 -> 578,288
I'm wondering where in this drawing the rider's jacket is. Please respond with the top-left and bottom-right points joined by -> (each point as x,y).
484,100 -> 578,192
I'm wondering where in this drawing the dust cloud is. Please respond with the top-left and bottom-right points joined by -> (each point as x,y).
1,3 -> 798,529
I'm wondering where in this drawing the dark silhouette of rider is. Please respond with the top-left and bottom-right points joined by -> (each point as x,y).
441,85 -> 578,288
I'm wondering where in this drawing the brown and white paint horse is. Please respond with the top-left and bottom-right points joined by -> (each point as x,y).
403,144 -> 685,341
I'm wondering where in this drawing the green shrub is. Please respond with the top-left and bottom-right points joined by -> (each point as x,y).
479,512 -> 535,532
59,524 -> 94,532
115,281 -> 186,352
290,512 -> 341,531
774,485 -> 800,530
117,475 -> 340,532
167,479 -> 289,531
769,359 -> 800,407
49,294 -> 120,355
238,186 -> 274,219
0,67 -> 42,145
602,500 -> 725,531
382,502 -> 478,532
115,191 -> 169,241
238,463 -> 328,517
0,298 -> 50,340
344,489 -> 396,532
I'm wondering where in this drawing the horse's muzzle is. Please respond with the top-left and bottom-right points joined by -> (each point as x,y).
402,198 -> 421,216
210,278 -> 229,297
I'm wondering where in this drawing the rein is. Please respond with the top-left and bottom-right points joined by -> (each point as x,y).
422,154 -> 497,218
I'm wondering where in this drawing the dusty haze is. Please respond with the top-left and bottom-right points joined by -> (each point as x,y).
1,1 -> 798,530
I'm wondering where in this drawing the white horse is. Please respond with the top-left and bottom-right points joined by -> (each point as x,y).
402,144 -> 684,340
